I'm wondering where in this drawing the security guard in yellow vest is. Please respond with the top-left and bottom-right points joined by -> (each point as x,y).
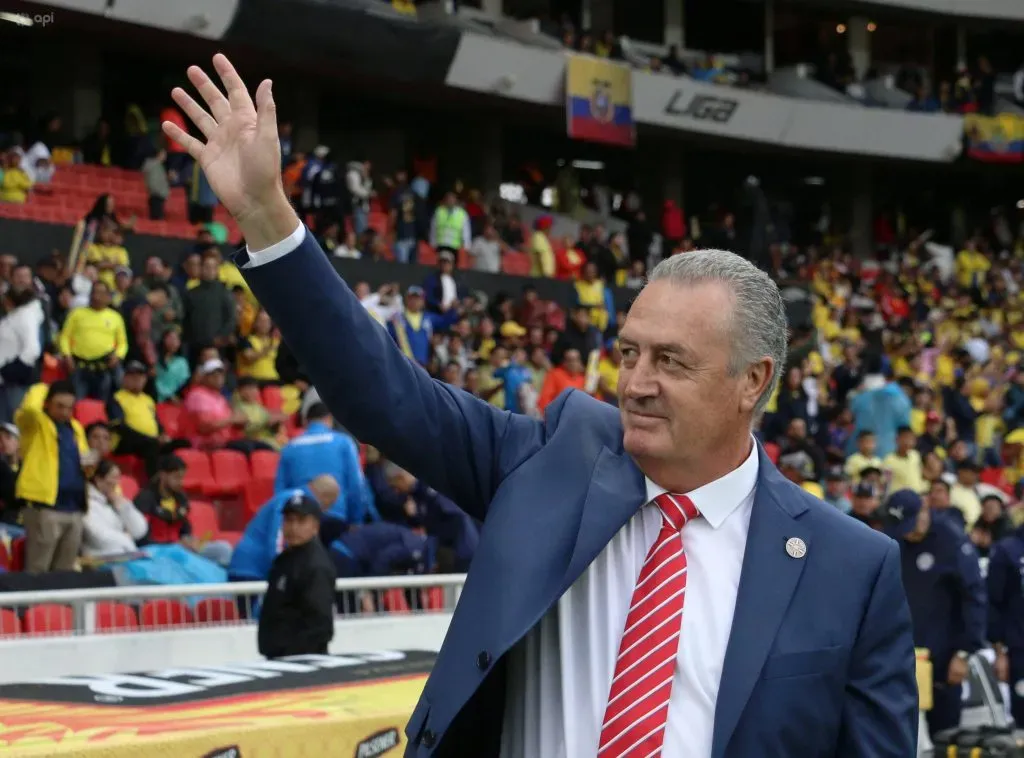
109,361 -> 166,476
429,192 -> 471,256
16,380 -> 92,573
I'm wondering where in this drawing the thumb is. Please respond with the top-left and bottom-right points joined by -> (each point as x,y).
255,78 -> 278,143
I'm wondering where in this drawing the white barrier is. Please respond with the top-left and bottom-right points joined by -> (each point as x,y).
0,574 -> 464,682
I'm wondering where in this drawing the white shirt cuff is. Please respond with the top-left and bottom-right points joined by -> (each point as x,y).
244,223 -> 305,268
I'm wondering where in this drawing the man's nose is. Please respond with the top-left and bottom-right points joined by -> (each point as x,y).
623,363 -> 658,399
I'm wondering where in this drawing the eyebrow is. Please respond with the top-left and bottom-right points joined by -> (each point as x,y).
620,337 -> 697,362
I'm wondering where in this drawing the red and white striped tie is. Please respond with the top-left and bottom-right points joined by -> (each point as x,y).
597,492 -> 699,757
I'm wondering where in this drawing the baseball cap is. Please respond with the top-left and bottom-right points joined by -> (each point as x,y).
925,410 -> 941,424
883,489 -> 925,540
853,481 -> 876,499
500,321 -> 527,338
824,467 -> 845,482
438,250 -> 455,263
859,465 -> 882,479
281,491 -> 322,519
0,422 -> 18,439
124,360 -> 147,375
198,358 -> 225,376
406,285 -> 424,297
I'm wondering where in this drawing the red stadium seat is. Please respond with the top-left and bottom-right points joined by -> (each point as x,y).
210,449 -> 250,496
382,588 -> 411,613
119,474 -> 140,501
243,478 -> 276,518
194,597 -> 241,624
250,450 -> 280,481
261,385 -> 283,412
0,609 -> 21,637
175,449 -> 215,496
189,500 -> 221,541
10,537 -> 25,572
23,604 -> 74,636
155,403 -> 182,437
217,530 -> 243,546
74,399 -> 108,427
110,454 -> 145,482
140,600 -> 194,629
95,602 -> 139,633
0,540 -> 8,571
421,586 -> 445,610
763,442 -> 781,465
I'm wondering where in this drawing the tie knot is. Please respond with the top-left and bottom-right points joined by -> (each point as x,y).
654,493 -> 700,532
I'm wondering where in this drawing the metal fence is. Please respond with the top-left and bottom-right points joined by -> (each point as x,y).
0,574 -> 466,638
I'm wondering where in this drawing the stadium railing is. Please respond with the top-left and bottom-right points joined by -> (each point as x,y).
0,574 -> 467,638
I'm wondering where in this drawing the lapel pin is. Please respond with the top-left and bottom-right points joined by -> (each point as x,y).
785,537 -> 807,559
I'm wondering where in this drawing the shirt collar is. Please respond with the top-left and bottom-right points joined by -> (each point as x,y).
644,438 -> 760,529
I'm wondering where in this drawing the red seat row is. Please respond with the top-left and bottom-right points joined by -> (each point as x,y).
176,448 -> 280,500
0,598 -> 242,637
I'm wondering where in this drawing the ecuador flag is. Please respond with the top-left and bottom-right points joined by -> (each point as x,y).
565,54 -> 635,148
964,113 -> 1024,164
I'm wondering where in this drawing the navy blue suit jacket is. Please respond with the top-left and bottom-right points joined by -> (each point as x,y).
238,229 -> 918,758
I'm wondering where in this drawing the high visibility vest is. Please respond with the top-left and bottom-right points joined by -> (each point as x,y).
434,206 -> 467,250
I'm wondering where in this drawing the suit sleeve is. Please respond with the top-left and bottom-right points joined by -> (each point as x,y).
238,229 -> 546,520
837,540 -> 918,758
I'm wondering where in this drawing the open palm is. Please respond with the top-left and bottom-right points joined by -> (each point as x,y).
162,54 -> 282,224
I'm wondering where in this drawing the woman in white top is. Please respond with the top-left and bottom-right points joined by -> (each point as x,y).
81,460 -> 149,557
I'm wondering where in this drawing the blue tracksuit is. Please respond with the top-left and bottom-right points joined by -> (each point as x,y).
987,524 -> 1024,723
898,518 -> 986,734
275,422 -> 378,523
228,486 -> 317,580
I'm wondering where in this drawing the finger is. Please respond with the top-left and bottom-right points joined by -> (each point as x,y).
254,79 -> 279,143
213,53 -> 255,114
171,87 -> 217,140
187,64 -> 231,123
162,121 -> 203,160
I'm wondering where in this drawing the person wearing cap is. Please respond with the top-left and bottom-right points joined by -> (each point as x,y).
229,474 -> 339,585
387,284 -> 457,367
423,249 -> 464,315
917,409 -> 947,459
58,280 -> 128,403
986,518 -> 1024,724
884,489 -> 985,737
172,57 -> 918,757
108,360 -> 167,476
822,468 -> 851,513
183,358 -> 247,451
257,488 -> 336,660
849,481 -> 884,529
429,191 -> 470,261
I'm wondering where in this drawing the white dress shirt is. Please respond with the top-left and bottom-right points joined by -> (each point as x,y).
501,443 -> 759,758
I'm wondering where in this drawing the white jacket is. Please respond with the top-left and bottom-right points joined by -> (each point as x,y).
81,485 -> 149,557
0,299 -> 43,379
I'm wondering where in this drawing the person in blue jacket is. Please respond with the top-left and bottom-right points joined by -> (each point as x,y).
884,488 -> 986,736
275,402 -> 378,524
228,473 -> 340,583
987,523 -> 1024,724
330,520 -> 434,579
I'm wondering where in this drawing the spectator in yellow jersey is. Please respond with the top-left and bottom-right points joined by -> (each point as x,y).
58,281 -> 128,402
574,261 -> 610,333
844,430 -> 885,482
108,361 -> 171,477
85,223 -> 130,291
597,341 -> 621,404
237,309 -> 280,383
955,238 -> 991,289
0,150 -> 32,203
884,426 -> 927,494
529,215 -> 555,278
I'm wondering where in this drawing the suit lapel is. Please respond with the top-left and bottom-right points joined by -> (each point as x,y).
711,449 -> 811,758
561,446 -> 647,593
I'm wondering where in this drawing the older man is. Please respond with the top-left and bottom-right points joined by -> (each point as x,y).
164,55 -> 917,758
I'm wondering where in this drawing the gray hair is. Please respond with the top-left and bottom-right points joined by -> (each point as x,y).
647,249 -> 788,416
